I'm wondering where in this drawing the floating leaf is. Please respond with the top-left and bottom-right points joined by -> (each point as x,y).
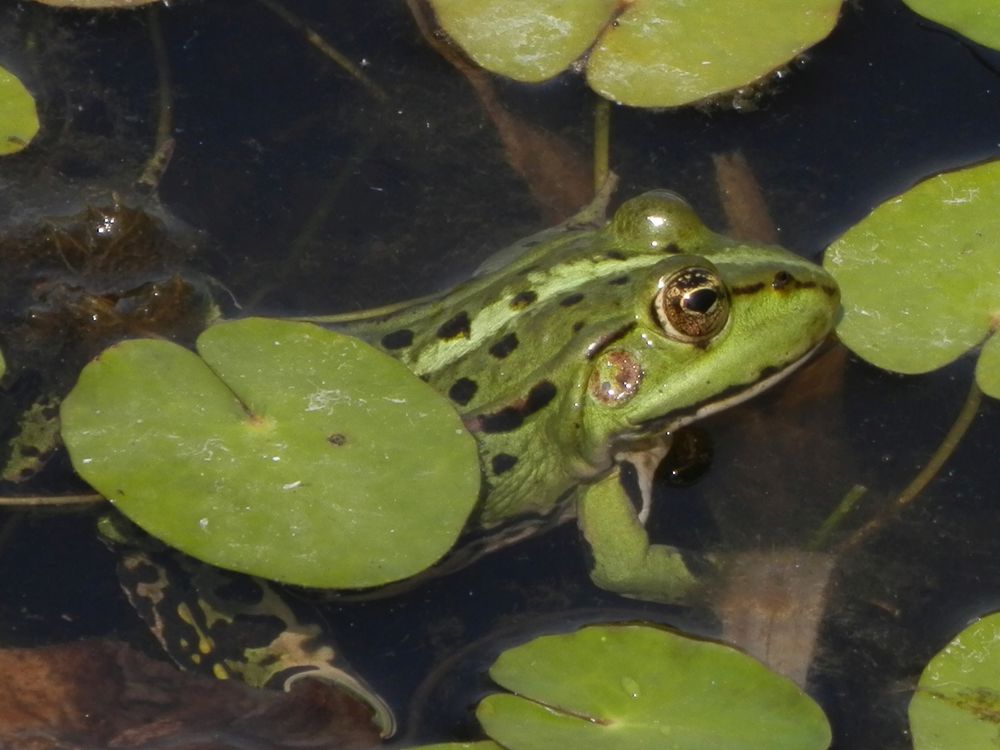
910,612 -> 1000,749
824,160 -> 1000,397
587,0 -> 842,108
431,0 -> 617,83
902,0 -> 1000,52
0,65 -> 38,156
428,0 -> 842,107
478,624 -> 831,750
61,318 -> 481,588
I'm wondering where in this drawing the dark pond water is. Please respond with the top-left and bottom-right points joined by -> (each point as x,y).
1,1 -> 999,748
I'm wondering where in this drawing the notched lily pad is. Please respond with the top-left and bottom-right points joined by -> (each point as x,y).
0,64 -> 38,155
61,318 -> 481,588
478,624 -> 831,750
910,612 -> 1000,749
902,0 -> 1000,52
824,160 -> 1000,397
429,0 -> 842,107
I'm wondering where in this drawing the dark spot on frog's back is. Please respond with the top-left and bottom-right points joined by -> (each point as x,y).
560,292 -> 585,307
212,575 -> 266,606
771,270 -> 793,290
436,311 -> 471,340
731,282 -> 765,296
381,329 -> 414,350
328,433 -> 347,446
510,290 -> 537,310
491,453 -> 518,475
126,561 -> 162,585
212,612 -> 287,651
449,377 -> 478,406
489,333 -> 519,359
466,380 -> 558,433
608,276 -> 629,286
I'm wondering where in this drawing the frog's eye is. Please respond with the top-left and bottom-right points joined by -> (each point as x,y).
653,266 -> 730,342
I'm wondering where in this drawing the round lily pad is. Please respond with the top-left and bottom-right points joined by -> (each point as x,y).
61,318 -> 481,588
0,64 -> 39,156
902,0 -> 1000,52
477,624 -> 832,749
428,0 -> 841,107
824,160 -> 1000,397
910,612 -> 1000,749
587,0 -> 842,108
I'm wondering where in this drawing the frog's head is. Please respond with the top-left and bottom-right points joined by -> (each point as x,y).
565,191 -> 840,469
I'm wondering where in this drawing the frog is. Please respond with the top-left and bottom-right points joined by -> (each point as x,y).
106,189 -> 840,736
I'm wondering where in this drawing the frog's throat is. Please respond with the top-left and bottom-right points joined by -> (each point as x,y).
640,339 -> 826,437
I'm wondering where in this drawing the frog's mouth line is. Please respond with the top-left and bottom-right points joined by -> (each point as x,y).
637,339 -> 828,437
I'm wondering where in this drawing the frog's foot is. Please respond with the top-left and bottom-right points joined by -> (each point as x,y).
114,545 -> 396,737
577,466 -> 717,604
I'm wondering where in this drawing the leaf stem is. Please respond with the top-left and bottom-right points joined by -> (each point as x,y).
256,0 -> 387,102
836,379 -> 983,554
594,97 -> 611,193
137,5 -> 175,192
0,494 -> 105,508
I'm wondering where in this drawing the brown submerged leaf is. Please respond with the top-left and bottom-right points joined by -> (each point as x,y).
407,0 -> 593,223
0,640 -> 381,750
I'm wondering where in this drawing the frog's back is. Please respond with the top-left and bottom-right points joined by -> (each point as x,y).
328,191 -> 838,526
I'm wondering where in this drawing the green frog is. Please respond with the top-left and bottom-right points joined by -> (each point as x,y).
109,190 -> 839,735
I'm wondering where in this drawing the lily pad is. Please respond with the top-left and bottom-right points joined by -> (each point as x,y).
0,65 -> 38,155
429,0 -> 841,107
824,160 -> 1000,398
431,0 -> 617,83
60,318 -> 481,588
587,0 -> 843,108
909,612 -> 1000,749
477,624 -> 831,749
902,0 -> 1000,52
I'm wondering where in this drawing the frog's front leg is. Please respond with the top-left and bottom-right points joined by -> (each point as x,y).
577,459 -> 714,604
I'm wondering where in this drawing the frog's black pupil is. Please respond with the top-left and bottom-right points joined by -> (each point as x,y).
684,288 -> 717,314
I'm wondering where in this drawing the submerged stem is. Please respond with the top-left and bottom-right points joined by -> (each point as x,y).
137,5 -> 175,192
256,0 -> 387,102
594,97 -> 611,193
0,494 -> 104,508
836,379 -> 983,554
